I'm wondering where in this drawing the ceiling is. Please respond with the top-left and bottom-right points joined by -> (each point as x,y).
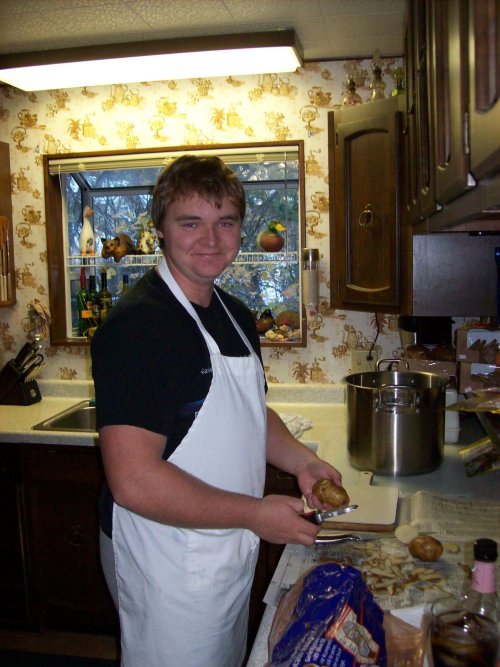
0,0 -> 406,62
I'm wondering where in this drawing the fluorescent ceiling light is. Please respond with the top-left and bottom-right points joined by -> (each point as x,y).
0,31 -> 303,92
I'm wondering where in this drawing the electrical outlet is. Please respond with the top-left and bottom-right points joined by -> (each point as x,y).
351,349 -> 378,373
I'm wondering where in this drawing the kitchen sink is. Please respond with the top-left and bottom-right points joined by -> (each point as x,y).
32,400 -> 96,433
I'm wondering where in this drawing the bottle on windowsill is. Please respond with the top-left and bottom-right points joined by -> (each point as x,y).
98,267 -> 112,321
121,272 -> 130,296
88,274 -> 100,327
77,268 -> 92,337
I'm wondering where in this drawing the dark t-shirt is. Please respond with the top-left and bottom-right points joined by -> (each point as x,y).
91,267 -> 265,536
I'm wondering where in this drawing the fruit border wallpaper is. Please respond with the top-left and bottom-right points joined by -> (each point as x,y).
0,56 -> 407,384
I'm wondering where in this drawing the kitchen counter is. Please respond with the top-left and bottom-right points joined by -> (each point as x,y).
0,380 -> 97,446
0,380 -> 496,499
0,378 -> 497,499
247,389 -> 500,667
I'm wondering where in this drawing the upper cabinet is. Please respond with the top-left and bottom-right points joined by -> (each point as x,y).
0,142 -> 16,307
405,0 -> 500,232
328,97 -> 406,313
468,0 -> 500,181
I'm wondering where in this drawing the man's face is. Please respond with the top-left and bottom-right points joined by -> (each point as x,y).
156,194 -> 242,300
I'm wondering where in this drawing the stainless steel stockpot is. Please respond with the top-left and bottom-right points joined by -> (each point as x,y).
344,360 -> 448,476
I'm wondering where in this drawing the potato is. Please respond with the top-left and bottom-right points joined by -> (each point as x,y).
395,524 -> 419,545
408,535 -> 443,562
312,480 -> 350,508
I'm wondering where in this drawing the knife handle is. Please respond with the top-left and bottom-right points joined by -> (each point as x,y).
302,511 -> 321,525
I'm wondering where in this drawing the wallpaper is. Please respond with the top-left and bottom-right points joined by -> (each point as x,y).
0,57 -> 406,385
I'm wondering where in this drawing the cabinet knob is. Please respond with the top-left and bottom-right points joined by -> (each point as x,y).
358,204 -> 374,227
69,524 -> 83,548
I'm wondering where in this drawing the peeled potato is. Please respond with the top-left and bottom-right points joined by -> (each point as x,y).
395,524 -> 419,545
408,535 -> 443,562
312,480 -> 350,508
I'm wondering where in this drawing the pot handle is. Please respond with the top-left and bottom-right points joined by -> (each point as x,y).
376,384 -> 417,413
377,358 -> 409,371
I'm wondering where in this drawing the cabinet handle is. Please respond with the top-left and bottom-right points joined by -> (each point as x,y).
69,524 -> 83,548
358,204 -> 374,227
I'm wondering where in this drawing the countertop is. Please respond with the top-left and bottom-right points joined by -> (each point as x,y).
0,380 -> 496,501
248,389 -> 500,667
0,380 -> 97,446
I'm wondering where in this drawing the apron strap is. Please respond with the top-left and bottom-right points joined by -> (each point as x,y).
156,258 -> 255,357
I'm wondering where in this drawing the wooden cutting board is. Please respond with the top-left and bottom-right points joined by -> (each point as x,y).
322,471 -> 399,532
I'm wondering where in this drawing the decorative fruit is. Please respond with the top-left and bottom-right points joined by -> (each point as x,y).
257,221 -> 286,252
275,310 -> 300,329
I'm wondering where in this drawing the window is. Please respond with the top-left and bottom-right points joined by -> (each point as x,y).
44,142 -> 306,346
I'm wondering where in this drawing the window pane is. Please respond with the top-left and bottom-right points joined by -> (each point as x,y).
53,144 -> 303,345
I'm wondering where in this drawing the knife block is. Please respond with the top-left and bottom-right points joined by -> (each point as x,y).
0,360 -> 42,405
1,379 -> 41,405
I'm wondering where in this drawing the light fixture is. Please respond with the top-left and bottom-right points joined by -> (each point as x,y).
0,30 -> 303,92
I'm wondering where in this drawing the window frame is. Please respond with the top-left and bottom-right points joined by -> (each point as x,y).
43,141 -> 307,347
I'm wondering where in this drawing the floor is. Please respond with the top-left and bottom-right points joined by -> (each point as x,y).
0,629 -> 119,660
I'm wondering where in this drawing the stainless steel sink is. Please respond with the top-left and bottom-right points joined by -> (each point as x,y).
32,400 -> 96,433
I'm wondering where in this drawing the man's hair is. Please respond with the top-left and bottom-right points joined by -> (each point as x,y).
151,155 -> 246,230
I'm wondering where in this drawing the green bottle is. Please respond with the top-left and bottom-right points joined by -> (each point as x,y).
77,268 -> 92,336
88,274 -> 100,326
121,273 -> 130,295
98,267 -> 113,321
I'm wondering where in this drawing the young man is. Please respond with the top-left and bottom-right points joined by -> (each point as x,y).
92,155 -> 342,667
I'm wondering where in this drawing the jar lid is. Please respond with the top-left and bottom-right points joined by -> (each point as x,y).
474,538 -> 498,562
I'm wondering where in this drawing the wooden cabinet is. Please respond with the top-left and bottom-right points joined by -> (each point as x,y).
246,464 -> 301,658
328,96 -> 405,312
411,0 -> 439,220
2,442 -> 298,654
0,444 -> 31,627
0,141 -> 16,306
468,0 -> 500,181
405,0 -> 500,231
430,0 -> 470,206
20,444 -> 118,635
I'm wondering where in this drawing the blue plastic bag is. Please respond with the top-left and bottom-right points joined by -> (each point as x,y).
269,562 -> 386,666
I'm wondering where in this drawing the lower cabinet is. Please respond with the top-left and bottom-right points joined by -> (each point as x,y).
20,444 -> 118,635
2,444 -> 297,651
0,444 -> 32,627
246,464 -> 301,657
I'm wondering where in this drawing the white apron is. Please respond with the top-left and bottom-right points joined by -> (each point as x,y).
112,258 -> 267,667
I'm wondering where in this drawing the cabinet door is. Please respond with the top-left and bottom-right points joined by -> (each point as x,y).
21,445 -> 118,635
413,0 -> 439,219
468,0 -> 500,180
0,444 -> 31,627
329,100 -> 403,312
431,0 -> 470,204
404,23 -> 421,223
0,142 -> 16,306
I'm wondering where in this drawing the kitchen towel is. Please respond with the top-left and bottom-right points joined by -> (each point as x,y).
279,413 -> 312,439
